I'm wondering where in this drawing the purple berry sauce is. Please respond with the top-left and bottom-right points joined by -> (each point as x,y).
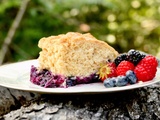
30,65 -> 100,88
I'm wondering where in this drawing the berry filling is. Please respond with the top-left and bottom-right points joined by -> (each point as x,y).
30,65 -> 100,88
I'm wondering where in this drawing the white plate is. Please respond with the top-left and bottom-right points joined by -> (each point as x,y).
0,60 -> 160,94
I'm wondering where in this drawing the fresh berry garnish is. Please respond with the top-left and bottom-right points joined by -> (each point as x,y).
98,62 -> 117,81
126,70 -> 137,84
107,63 -> 117,78
103,77 -> 116,88
134,55 -> 158,82
114,53 -> 128,66
103,50 -> 158,88
115,76 -> 128,87
104,76 -> 128,88
116,61 -> 135,76
128,49 -> 146,65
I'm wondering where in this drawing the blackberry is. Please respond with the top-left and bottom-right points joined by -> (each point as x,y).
114,53 -> 128,66
128,49 -> 145,65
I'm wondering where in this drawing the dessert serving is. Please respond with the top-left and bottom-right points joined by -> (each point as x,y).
30,32 -> 158,88
30,32 -> 118,88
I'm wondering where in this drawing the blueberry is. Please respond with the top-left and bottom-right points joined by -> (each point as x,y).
126,70 -> 137,84
66,76 -> 77,87
104,78 -> 116,88
115,76 -> 128,87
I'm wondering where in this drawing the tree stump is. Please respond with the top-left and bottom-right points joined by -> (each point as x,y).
0,82 -> 160,120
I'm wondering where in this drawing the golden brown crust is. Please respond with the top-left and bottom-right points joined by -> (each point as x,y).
38,32 -> 118,76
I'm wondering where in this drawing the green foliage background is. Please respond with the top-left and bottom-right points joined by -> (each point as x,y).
0,0 -> 160,64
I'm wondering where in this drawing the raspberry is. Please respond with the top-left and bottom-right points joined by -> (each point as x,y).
134,55 -> 158,82
98,62 -> 117,81
116,61 -> 135,76
107,62 -> 117,77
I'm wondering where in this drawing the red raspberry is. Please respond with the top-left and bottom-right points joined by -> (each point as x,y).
134,55 -> 158,82
107,62 -> 117,78
116,61 -> 135,76
98,62 -> 117,81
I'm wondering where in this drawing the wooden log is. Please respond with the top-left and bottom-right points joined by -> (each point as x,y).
1,83 -> 160,120
0,86 -> 40,116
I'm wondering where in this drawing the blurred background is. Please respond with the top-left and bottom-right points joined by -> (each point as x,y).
0,0 -> 160,65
